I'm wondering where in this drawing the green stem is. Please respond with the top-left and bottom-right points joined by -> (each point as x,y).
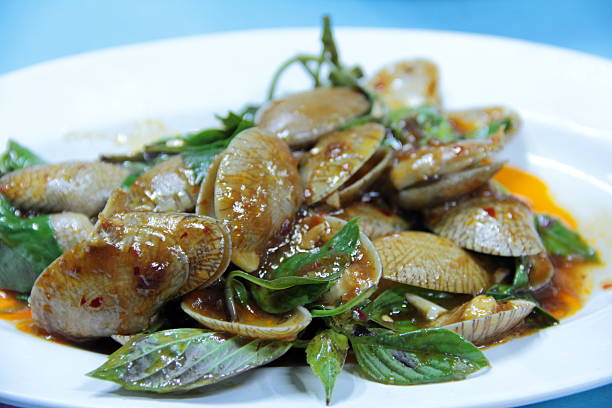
310,285 -> 377,317
266,54 -> 322,101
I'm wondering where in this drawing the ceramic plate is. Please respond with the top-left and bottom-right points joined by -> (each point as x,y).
0,28 -> 611,408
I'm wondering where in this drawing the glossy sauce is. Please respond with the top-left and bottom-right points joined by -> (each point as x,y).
0,166 -> 599,349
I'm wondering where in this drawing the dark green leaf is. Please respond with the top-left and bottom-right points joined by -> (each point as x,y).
310,285 -> 377,318
0,140 -> 46,175
0,197 -> 63,292
306,330 -> 348,405
535,215 -> 599,262
87,328 -> 292,392
350,328 -> 489,385
527,305 -> 560,327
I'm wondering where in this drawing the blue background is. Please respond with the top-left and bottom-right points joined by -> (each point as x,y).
0,0 -> 610,407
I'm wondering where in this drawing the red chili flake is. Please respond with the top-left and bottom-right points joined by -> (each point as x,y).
133,267 -> 141,276
79,296 -> 87,306
354,308 -> 368,321
180,232 -> 189,239
483,207 -> 496,217
128,246 -> 140,257
89,297 -> 103,308
372,80 -> 385,91
603,283 -> 612,290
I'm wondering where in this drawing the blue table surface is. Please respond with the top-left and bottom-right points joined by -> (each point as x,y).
0,0 -> 610,407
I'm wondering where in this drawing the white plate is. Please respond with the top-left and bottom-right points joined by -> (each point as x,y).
0,28 -> 611,408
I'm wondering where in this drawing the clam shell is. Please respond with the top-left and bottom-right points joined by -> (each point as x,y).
256,87 -> 370,147
337,146 -> 395,205
31,223 -> 191,339
49,212 -> 94,251
300,123 -> 385,206
427,195 -> 545,256
213,127 -> 302,272
97,212 -> 232,295
442,299 -> 536,346
526,252 -> 555,291
373,231 -> 491,294
447,106 -> 522,138
396,161 -> 505,210
0,162 -> 129,217
332,202 -> 410,239
390,133 -> 504,190
182,287 -> 311,340
367,59 -> 441,110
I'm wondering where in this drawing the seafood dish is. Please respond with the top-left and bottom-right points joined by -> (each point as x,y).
0,17 -> 600,405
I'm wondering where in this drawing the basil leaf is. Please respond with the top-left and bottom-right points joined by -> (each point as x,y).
535,215 -> 599,262
0,197 -> 63,292
0,140 -> 46,175
310,285 -> 377,318
306,330 -> 348,405
387,106 -> 459,146
87,328 -> 292,392
181,147 -> 224,184
350,328 -> 489,385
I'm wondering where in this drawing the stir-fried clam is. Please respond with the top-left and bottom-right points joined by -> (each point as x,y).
181,286 -> 311,341
368,59 -> 441,110
332,202 -> 410,239
101,154 -> 199,217
428,296 -> 537,346
197,127 -> 302,272
427,193 -> 545,257
300,123 -> 386,206
374,231 -> 491,294
256,87 -> 370,147
0,162 -> 129,216
30,212 -> 230,339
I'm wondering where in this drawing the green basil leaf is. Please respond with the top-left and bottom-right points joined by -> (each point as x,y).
535,215 -> 599,262
310,285 -> 377,318
306,330 -> 348,405
528,305 -> 560,328
87,328 -> 292,392
350,328 -> 489,385
0,140 -> 46,175
0,197 -> 63,292
181,147 -> 224,184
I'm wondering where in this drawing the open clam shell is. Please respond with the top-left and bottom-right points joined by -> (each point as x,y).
300,123 -> 385,206
390,132 -> 505,190
439,298 -> 536,346
447,106 -> 522,138
256,87 -> 370,147
211,127 -> 303,272
396,161 -> 505,210
268,214 -> 382,307
373,231 -> 491,294
427,195 -> 545,257
332,202 -> 410,239
97,212 -> 232,295
181,286 -> 311,341
336,146 -> 395,205
367,59 -> 441,110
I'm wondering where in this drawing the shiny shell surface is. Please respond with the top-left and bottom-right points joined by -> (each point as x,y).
0,162 -> 129,216
214,127 -> 302,272
397,161 -> 505,210
332,202 -> 410,239
300,123 -> 385,206
427,195 -> 545,256
256,87 -> 370,147
373,231 -> 491,294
